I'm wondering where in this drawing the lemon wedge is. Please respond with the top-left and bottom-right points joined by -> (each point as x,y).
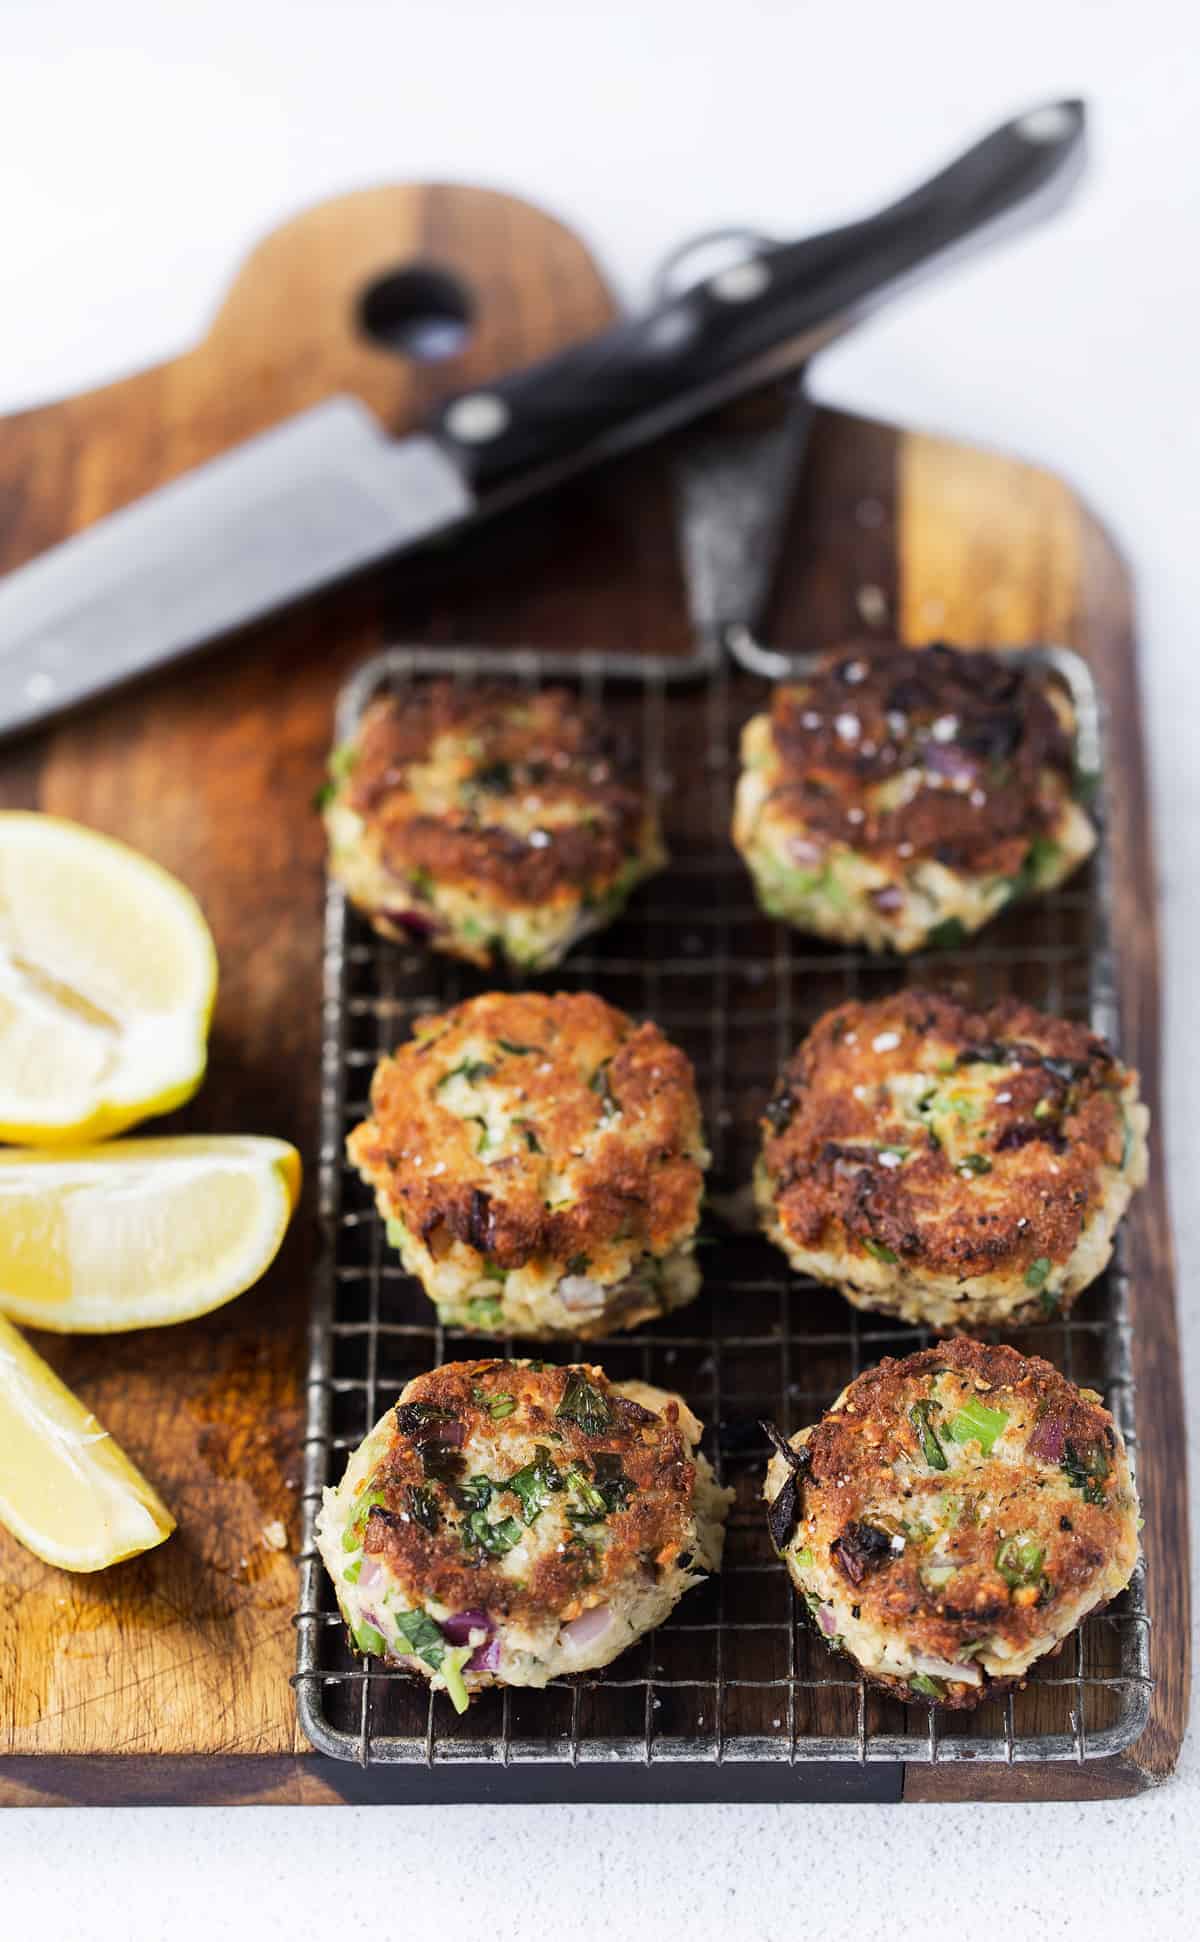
0,813 -> 218,1144
0,1313 -> 175,1569
0,1136 -> 301,1332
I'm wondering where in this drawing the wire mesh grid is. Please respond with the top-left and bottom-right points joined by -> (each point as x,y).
295,638 -> 1151,1776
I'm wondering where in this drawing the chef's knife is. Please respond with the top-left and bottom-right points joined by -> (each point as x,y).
0,100 -> 1085,738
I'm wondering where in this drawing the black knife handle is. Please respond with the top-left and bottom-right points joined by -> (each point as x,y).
432,100 -> 1085,494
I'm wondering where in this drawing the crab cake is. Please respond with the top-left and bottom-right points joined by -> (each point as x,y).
323,680 -> 665,970
316,1359 -> 732,1709
732,642 -> 1096,953
757,990 -> 1148,1331
763,1338 -> 1139,1707
348,991 -> 708,1338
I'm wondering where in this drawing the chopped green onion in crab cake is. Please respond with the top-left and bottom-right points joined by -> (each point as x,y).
763,1338 -> 1139,1707
348,989 -> 709,1339
323,679 -> 665,971
315,1358 -> 732,1708
757,988 -> 1148,1332
732,642 -> 1096,954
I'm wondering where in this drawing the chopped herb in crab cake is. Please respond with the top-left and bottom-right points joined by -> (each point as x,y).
315,1359 -> 732,1707
731,642 -> 1096,954
323,680 -> 665,970
763,1338 -> 1139,1707
347,990 -> 708,1339
756,989 -> 1148,1331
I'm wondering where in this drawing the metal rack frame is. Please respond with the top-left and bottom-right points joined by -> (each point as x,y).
294,637 -> 1150,1795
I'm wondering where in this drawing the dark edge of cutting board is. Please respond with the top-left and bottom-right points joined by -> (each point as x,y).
0,182 -> 1186,1804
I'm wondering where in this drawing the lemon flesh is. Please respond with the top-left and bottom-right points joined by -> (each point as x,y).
0,1136 -> 301,1332
0,813 -> 218,1144
0,1313 -> 175,1569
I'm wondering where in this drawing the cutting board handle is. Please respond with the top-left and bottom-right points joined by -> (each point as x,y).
193,183 -> 618,442
0,180 -> 622,580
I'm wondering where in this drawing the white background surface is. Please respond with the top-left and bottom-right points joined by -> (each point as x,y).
1,0 -> 1196,1933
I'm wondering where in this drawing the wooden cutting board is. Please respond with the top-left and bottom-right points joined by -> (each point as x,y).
0,184 -> 1187,1805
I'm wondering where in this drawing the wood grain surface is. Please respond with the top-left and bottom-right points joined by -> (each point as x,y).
0,183 -> 1186,1804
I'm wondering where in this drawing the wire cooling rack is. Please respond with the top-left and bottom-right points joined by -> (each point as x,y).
294,638 -> 1150,1799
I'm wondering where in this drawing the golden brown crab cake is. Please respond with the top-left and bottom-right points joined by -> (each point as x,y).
323,680 -> 665,970
756,990 -> 1148,1331
348,991 -> 708,1338
732,642 -> 1095,953
315,1359 -> 732,1709
763,1338 -> 1139,1707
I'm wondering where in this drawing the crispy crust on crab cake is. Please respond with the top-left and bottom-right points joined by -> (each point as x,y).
732,642 -> 1096,953
323,680 -> 665,969
348,990 -> 708,1338
764,1338 -> 1139,1707
756,990 -> 1148,1331
315,1359 -> 733,1708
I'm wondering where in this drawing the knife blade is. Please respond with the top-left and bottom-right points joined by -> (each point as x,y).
0,402 -> 470,738
0,100 -> 1086,737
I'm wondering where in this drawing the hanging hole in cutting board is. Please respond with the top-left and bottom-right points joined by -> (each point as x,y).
358,265 -> 474,361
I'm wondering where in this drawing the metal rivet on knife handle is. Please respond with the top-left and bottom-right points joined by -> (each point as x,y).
710,260 -> 771,303
1016,104 -> 1079,145
443,393 -> 511,443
